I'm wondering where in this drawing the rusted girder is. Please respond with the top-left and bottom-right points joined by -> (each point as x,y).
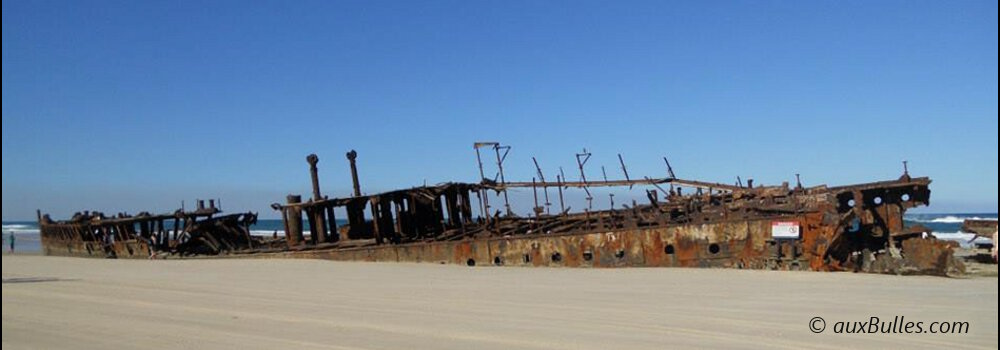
487,177 -> 745,192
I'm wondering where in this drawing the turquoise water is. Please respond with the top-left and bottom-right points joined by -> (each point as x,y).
4,213 -> 995,253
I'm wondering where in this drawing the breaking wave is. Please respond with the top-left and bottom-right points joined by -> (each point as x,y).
251,230 -> 286,237
907,215 -> 998,224
933,231 -> 989,241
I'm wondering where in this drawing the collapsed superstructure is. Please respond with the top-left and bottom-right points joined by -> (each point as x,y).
39,143 -> 963,275
38,200 -> 260,258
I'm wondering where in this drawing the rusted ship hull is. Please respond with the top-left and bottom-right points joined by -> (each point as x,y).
241,212 -> 950,273
261,177 -> 960,275
38,144 -> 963,276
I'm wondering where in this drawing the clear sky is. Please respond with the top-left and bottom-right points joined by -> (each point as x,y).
3,0 -> 997,220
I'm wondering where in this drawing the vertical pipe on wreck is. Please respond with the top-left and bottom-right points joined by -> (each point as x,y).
347,150 -> 362,197
306,154 -> 328,243
285,195 -> 304,246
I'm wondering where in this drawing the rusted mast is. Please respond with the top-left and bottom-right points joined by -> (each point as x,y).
306,154 -> 328,243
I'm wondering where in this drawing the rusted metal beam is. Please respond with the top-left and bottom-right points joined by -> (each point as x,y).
486,177 -> 743,191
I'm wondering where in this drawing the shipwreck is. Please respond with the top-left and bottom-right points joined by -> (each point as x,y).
38,143 -> 963,275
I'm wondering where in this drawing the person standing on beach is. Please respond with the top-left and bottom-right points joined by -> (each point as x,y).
7,231 -> 14,253
143,234 -> 156,259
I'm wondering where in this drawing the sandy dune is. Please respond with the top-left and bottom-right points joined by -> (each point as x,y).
2,255 -> 996,349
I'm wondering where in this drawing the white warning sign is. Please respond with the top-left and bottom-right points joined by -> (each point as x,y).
771,221 -> 800,239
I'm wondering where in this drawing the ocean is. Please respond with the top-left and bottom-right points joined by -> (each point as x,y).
4,213 -> 996,253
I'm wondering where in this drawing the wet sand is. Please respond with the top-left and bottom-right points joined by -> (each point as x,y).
3,255 -> 997,349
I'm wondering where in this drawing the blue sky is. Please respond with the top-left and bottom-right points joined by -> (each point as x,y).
3,0 -> 997,220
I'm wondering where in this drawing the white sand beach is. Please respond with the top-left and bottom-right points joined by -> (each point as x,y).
2,255 -> 997,349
